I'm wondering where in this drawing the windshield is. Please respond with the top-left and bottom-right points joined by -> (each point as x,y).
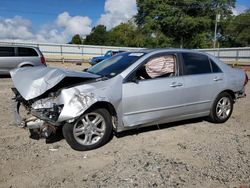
105,51 -> 112,56
87,52 -> 145,78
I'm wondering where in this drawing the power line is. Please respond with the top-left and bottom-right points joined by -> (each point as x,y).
0,8 -> 58,16
0,8 -> 101,19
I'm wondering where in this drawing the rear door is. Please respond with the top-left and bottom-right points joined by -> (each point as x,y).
180,52 -> 224,115
17,47 -> 40,64
122,52 -> 186,127
0,47 -> 19,74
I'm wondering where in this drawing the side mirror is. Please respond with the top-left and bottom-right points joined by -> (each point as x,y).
131,77 -> 139,84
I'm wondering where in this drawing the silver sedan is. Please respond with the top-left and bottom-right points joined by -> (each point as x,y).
11,49 -> 248,151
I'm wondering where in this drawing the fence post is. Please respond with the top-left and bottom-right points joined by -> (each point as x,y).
60,45 -> 64,63
236,49 -> 239,63
81,46 -> 84,63
217,48 -> 220,59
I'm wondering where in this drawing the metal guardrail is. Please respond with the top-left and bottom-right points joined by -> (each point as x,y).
0,40 -> 249,64
199,47 -> 250,64
0,40 -> 143,63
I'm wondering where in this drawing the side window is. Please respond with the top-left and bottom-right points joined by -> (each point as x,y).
136,54 -> 176,80
105,51 -> 112,56
210,59 -> 222,73
0,47 -> 15,57
18,47 -> 38,56
182,53 -> 212,75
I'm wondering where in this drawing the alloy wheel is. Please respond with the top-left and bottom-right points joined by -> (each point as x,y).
216,97 -> 232,120
73,112 -> 106,146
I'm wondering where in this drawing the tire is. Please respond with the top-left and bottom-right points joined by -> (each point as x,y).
208,92 -> 234,123
62,108 -> 112,151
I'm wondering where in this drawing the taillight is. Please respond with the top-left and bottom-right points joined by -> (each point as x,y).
244,73 -> 248,86
41,56 -> 46,66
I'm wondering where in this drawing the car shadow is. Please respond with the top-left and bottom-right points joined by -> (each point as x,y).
0,75 -> 11,78
115,118 -> 204,138
45,127 -> 64,144
45,118 -> 204,144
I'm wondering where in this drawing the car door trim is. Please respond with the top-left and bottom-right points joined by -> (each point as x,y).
124,100 -> 211,116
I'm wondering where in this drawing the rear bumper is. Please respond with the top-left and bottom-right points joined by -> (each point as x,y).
235,90 -> 246,99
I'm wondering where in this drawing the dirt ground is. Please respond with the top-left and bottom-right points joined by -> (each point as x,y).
0,63 -> 249,188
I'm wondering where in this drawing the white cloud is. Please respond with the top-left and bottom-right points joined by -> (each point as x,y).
0,12 -> 92,43
0,16 -> 34,40
98,0 -> 137,29
35,27 -> 68,43
232,4 -> 248,15
56,12 -> 92,36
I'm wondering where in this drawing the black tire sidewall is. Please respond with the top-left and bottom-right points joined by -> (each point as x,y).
210,92 -> 233,123
62,108 -> 112,151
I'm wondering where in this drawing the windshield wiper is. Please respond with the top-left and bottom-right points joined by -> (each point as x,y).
96,75 -> 109,81
85,69 -> 110,80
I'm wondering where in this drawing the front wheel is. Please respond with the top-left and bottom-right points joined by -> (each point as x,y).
63,108 -> 112,151
208,92 -> 234,123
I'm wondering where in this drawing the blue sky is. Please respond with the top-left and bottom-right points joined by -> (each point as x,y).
0,0 -> 105,28
0,0 -> 249,43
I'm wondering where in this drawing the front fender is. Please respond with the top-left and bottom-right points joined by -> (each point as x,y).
56,76 -> 123,124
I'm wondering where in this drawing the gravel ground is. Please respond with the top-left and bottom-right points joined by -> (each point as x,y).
0,63 -> 249,188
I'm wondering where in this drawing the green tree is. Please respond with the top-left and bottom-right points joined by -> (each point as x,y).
106,21 -> 172,48
224,10 -> 250,47
70,34 -> 83,44
84,25 -> 108,45
135,0 -> 236,48
107,22 -> 138,47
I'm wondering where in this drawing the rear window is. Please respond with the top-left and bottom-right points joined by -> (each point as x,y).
0,47 -> 15,57
182,53 -> 212,75
18,47 -> 38,56
210,59 -> 222,73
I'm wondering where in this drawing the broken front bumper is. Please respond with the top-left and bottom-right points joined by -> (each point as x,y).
12,99 -> 25,127
11,87 -> 59,139
12,99 -> 57,139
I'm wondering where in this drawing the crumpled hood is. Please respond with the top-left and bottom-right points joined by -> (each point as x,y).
10,66 -> 100,100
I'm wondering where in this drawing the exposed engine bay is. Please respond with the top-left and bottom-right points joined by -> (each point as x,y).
10,66 -> 123,141
11,76 -> 96,139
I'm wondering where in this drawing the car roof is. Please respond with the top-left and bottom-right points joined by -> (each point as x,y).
0,44 -> 39,50
133,48 -> 196,53
129,48 -> 209,56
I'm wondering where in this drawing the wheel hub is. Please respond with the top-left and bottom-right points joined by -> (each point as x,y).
73,112 -> 106,146
216,97 -> 231,120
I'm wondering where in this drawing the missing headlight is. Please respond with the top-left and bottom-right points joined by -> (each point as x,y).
32,104 -> 64,123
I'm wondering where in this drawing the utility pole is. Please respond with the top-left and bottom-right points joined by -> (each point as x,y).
213,13 -> 220,48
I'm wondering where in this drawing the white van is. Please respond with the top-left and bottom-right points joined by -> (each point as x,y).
0,45 -> 46,75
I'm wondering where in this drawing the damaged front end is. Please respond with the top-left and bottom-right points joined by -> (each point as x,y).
10,66 -> 102,140
12,87 -> 63,139
10,66 -> 123,143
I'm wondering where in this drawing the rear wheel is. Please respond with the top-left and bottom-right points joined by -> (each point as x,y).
208,92 -> 233,123
63,108 -> 112,151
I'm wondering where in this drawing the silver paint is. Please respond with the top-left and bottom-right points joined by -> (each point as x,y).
11,49 -> 246,133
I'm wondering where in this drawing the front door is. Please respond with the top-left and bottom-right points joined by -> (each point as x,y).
122,53 -> 186,127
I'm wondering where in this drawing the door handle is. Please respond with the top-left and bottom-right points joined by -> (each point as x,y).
170,82 -> 183,87
213,77 -> 223,81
